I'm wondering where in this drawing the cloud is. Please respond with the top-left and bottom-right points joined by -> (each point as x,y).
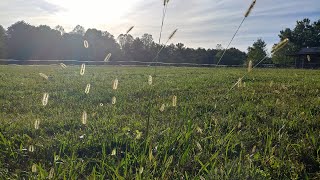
0,0 -> 62,28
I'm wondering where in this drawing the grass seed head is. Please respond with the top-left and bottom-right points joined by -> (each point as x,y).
80,64 -> 86,76
251,145 -> 257,153
111,148 -> 116,156
112,96 -> 116,105
48,168 -> 55,179
168,29 -> 178,40
237,78 -> 243,88
84,40 -> 89,48
39,73 -> 48,80
271,38 -> 289,54
248,60 -> 253,72
126,26 -> 134,34
172,95 -> 177,107
32,164 -> 37,173
34,119 -> 40,130
196,141 -> 203,151
82,111 -> 87,125
148,75 -> 153,85
85,84 -> 91,94
139,167 -> 144,174
28,145 -> 35,152
42,93 -> 49,106
60,63 -> 67,69
113,78 -> 119,90
160,104 -> 165,112
104,53 -> 112,62
245,0 -> 257,17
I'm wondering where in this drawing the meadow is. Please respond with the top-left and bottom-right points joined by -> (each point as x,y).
0,65 -> 319,179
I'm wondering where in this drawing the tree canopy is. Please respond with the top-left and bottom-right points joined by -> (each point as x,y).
247,39 -> 268,65
272,18 -> 320,65
0,21 -> 247,65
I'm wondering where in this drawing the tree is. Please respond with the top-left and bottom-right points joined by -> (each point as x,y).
215,47 -> 246,65
272,18 -> 320,65
0,25 -> 7,58
247,39 -> 268,65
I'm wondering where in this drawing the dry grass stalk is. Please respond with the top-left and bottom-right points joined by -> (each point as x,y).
104,53 -> 112,62
42,93 -> 49,106
248,60 -> 253,72
271,38 -> 289,54
113,78 -> 119,90
85,84 -> 91,94
172,95 -> 177,107
82,111 -> 87,125
39,73 -> 48,80
148,75 -> 153,85
245,0 -> 257,17
112,96 -> 116,105
84,40 -> 89,48
80,64 -> 86,76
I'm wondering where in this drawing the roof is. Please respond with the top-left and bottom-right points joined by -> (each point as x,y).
297,47 -> 320,55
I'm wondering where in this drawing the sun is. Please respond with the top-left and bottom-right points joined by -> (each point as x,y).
45,0 -> 140,29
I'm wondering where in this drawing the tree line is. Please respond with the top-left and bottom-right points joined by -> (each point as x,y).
0,18 -> 318,65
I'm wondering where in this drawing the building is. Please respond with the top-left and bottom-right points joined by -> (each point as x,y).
289,47 -> 320,68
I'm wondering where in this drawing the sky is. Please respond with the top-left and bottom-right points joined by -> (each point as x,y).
0,0 -> 319,52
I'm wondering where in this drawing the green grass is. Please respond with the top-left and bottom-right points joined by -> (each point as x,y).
0,65 -> 319,179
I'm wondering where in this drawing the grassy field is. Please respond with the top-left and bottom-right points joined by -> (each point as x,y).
0,65 -> 319,179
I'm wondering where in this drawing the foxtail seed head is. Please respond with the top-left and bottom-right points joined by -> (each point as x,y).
113,78 -> 119,90
172,95 -> 177,107
48,168 -> 55,179
42,93 -> 49,106
168,29 -> 178,40
245,0 -> 256,17
84,40 -> 89,48
104,53 -> 112,62
82,111 -> 87,125
126,26 -> 134,34
60,63 -> 67,69
80,64 -> 86,76
112,96 -> 117,105
34,119 -> 40,130
39,73 -> 48,80
85,84 -> 91,94
271,38 -> 289,54
148,75 -> 153,85
248,60 -> 253,72
28,145 -> 35,152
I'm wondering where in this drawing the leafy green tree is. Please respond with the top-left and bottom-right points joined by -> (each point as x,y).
215,47 -> 246,65
272,18 -> 320,65
0,25 -> 7,58
247,39 -> 267,65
